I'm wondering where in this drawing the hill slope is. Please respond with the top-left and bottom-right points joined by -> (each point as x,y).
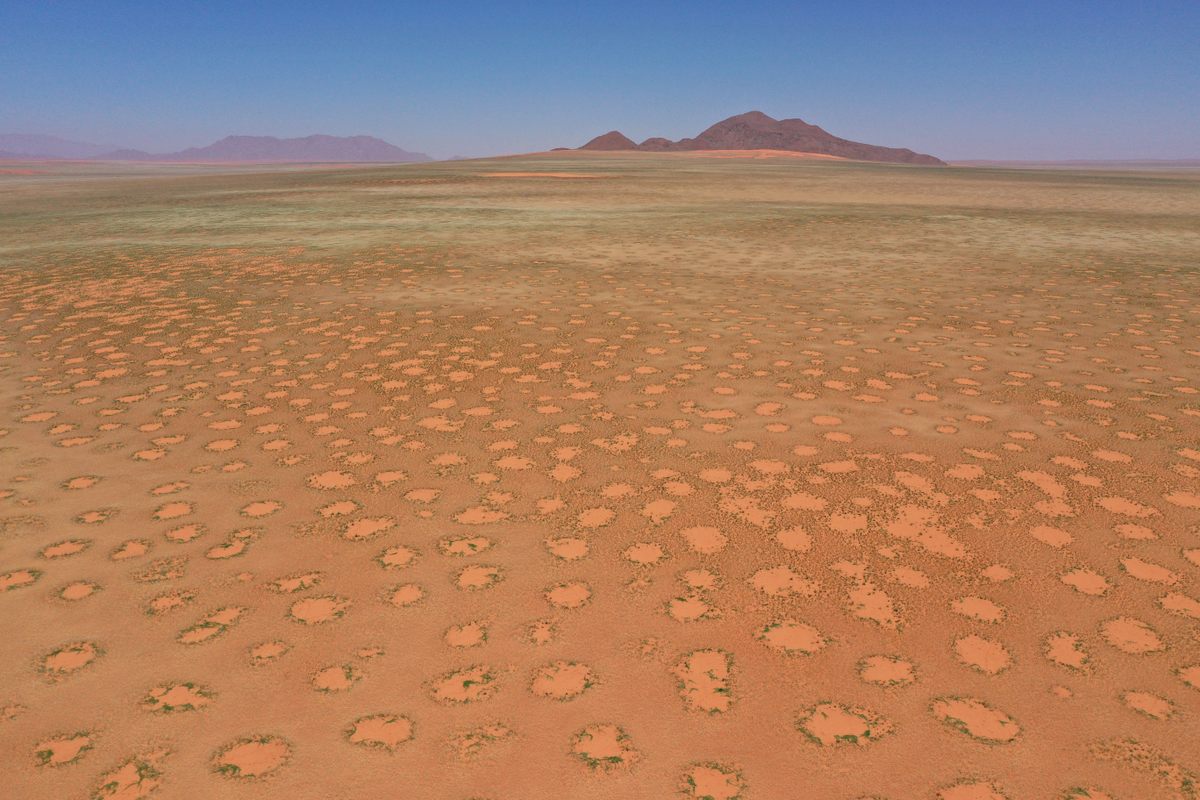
580,131 -> 638,151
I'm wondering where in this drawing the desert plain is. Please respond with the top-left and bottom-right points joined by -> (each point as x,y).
1,153 -> 1198,799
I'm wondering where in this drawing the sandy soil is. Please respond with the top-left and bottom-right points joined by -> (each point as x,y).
676,149 -> 849,160
1,155 -> 1198,799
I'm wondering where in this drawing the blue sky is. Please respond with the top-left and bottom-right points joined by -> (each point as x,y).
2,1 -> 1197,159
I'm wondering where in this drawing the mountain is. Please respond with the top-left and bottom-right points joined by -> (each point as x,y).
0,134 -> 117,159
579,111 -> 943,165
96,134 -> 430,163
2,133 -> 431,163
580,131 -> 638,151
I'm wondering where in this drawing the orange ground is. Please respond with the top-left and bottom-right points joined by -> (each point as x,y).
676,150 -> 849,160
484,172 -> 608,178
1,156 -> 1198,799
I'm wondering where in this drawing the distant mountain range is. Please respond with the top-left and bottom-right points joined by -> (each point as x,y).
0,134 -> 120,159
0,133 -> 429,162
581,111 -> 944,165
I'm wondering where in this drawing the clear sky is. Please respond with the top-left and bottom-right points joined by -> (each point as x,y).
2,1 -> 1197,160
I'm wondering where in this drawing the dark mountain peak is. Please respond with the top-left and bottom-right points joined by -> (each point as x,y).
580,131 -> 638,151
637,137 -> 675,151
723,110 -> 778,125
578,112 -> 943,165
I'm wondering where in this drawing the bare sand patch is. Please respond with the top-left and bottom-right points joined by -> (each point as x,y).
931,697 -> 1020,743
428,665 -> 498,704
34,731 -> 96,767
39,641 -> 102,679
796,702 -> 891,746
673,650 -> 733,713
531,661 -> 596,700
570,723 -> 639,770
212,735 -> 291,779
288,595 -> 351,624
858,655 -> 917,686
345,714 -> 414,750
756,620 -> 826,656
680,763 -> 746,798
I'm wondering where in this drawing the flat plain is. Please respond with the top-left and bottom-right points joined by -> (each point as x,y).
1,153 -> 1199,799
